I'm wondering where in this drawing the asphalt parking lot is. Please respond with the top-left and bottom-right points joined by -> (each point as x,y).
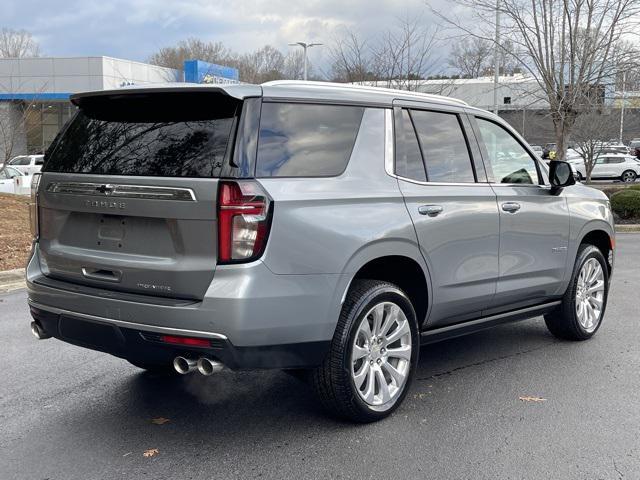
1,235 -> 639,480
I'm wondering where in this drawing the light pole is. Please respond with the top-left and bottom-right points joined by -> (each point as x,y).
288,41 -> 323,80
493,0 -> 501,114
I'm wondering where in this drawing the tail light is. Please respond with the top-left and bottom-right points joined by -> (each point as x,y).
217,180 -> 272,263
29,173 -> 41,239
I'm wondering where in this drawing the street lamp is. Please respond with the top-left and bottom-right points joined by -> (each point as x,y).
288,41 -> 323,81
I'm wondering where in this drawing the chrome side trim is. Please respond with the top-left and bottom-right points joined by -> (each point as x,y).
46,182 -> 197,201
28,300 -> 228,340
384,108 -> 395,177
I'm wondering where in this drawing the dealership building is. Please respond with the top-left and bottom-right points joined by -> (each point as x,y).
0,56 -> 239,158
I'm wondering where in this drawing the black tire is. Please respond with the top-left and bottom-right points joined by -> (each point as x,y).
544,244 -> 609,341
621,170 -> 637,183
311,279 -> 419,423
127,359 -> 177,375
576,171 -> 584,182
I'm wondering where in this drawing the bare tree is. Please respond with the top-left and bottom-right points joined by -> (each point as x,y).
283,50 -> 307,80
0,28 -> 40,58
148,38 -> 233,70
327,18 -> 442,90
373,17 -> 441,91
0,100 -> 41,169
572,110 -> 618,183
235,45 -> 286,83
449,37 -> 493,78
432,0 -> 640,160
329,28 -> 375,83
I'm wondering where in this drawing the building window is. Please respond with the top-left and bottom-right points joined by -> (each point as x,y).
503,97 -> 512,105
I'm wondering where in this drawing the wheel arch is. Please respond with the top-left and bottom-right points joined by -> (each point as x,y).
338,242 -> 432,329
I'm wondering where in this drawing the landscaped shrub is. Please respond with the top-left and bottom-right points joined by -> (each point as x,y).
611,190 -> 640,220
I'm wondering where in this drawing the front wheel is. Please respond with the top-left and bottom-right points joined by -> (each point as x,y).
544,244 -> 609,340
311,280 -> 419,422
621,170 -> 637,183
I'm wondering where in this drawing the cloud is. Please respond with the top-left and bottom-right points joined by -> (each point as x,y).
3,0 -> 439,70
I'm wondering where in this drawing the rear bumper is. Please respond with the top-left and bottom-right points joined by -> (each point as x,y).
27,245 -> 347,369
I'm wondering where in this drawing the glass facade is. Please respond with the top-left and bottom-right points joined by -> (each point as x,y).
25,102 -> 76,154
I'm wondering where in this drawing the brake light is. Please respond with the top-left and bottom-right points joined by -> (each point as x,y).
217,180 -> 272,263
159,335 -> 211,347
29,173 -> 41,239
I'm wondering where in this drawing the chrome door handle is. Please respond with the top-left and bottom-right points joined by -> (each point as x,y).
501,202 -> 521,213
418,205 -> 444,217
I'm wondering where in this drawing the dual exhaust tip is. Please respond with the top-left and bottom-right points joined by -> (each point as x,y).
173,356 -> 224,376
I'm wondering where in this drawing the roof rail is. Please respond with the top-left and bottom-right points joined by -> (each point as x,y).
262,80 -> 468,106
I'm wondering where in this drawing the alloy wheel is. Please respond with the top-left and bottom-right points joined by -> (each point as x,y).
575,258 -> 605,333
351,301 -> 412,411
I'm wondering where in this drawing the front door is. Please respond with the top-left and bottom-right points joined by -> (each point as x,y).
472,116 -> 570,312
394,106 -> 499,327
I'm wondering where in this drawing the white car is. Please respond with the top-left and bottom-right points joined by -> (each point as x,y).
0,166 -> 24,194
8,154 -> 44,176
569,154 -> 640,182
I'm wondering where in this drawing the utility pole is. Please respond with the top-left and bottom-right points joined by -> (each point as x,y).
619,70 -> 627,144
288,42 -> 323,81
493,0 -> 500,114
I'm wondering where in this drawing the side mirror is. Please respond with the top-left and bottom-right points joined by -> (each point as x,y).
549,160 -> 575,192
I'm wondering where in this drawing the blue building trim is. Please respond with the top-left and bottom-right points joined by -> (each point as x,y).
0,93 -> 71,101
183,60 -> 239,83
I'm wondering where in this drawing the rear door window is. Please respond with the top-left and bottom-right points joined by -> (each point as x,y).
256,103 -> 364,177
44,92 -> 239,177
410,110 -> 476,183
395,109 -> 426,182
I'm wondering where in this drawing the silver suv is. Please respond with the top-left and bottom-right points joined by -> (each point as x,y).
27,81 -> 615,422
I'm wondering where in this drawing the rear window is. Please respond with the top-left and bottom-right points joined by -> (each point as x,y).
44,92 -> 239,177
256,103 -> 364,177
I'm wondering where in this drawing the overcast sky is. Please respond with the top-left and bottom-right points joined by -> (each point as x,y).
3,0 -> 443,73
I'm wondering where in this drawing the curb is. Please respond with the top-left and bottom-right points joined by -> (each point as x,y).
0,268 -> 26,293
616,225 -> 640,233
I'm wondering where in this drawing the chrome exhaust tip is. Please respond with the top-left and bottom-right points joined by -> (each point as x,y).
173,356 -> 197,374
30,321 -> 51,340
197,357 -> 224,376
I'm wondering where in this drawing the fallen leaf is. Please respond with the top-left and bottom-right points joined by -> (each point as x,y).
143,448 -> 159,458
518,396 -> 547,403
122,452 -> 132,457
151,417 -> 170,425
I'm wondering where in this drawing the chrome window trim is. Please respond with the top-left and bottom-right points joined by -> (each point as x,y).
28,300 -> 228,340
384,108 -> 395,177
46,182 -> 197,201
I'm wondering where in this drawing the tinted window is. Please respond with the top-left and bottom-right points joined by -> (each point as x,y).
256,103 -> 364,177
410,110 -> 475,183
395,109 -> 426,181
35,156 -> 44,165
476,118 -> 539,184
44,93 -> 239,177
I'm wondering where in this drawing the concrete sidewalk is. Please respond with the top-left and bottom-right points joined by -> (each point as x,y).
0,268 -> 25,293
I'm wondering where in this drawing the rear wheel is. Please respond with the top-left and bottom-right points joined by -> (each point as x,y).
311,280 -> 419,422
621,170 -> 637,182
544,244 -> 609,340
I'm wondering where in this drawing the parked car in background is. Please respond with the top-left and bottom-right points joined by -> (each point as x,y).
0,166 -> 24,194
569,153 -> 640,182
27,82 -> 615,422
8,155 -> 44,176
529,145 -> 544,158
543,143 -> 556,159
629,139 -> 640,159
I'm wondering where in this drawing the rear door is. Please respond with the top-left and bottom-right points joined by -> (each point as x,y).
471,115 -> 570,311
393,102 -> 499,327
37,91 -> 251,300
